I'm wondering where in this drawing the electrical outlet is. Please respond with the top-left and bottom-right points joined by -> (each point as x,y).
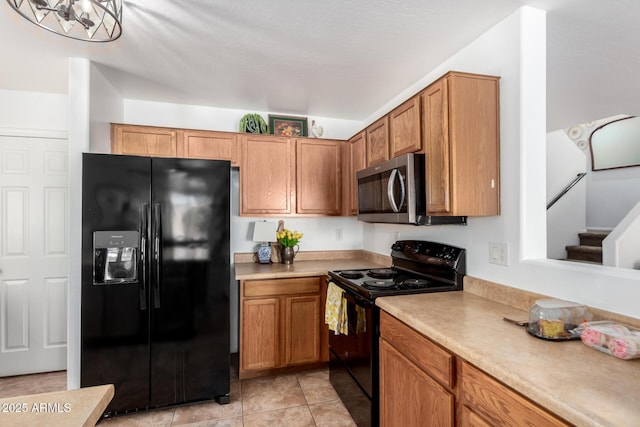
336,228 -> 343,241
489,242 -> 509,266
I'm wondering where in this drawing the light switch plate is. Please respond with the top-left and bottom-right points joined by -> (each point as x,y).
489,242 -> 509,266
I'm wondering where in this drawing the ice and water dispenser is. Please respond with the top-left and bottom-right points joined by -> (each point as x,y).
93,231 -> 139,284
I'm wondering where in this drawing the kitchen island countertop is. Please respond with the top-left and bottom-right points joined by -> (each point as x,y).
0,384 -> 114,427
376,291 -> 640,427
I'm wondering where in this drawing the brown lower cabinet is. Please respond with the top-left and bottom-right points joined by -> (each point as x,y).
379,310 -> 455,427
239,277 -> 328,379
379,339 -> 454,426
460,361 -> 570,427
379,310 -> 571,427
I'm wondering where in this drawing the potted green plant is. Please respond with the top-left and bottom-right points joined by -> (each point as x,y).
239,113 -> 268,134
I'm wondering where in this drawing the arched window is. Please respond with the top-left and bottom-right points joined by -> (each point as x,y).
590,116 -> 640,171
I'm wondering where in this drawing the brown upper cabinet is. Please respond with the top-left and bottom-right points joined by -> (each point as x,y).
111,124 -> 239,165
238,135 -> 344,216
111,124 -> 178,157
239,135 -> 295,215
365,116 -> 390,166
422,72 -> 500,216
347,131 -> 367,215
181,129 -> 239,166
295,139 -> 342,215
112,124 -> 346,217
389,96 -> 422,157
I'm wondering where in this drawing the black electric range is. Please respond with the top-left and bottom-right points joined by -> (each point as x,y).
327,240 -> 465,427
328,240 -> 465,300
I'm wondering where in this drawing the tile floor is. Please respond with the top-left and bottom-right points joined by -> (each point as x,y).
0,367 -> 357,427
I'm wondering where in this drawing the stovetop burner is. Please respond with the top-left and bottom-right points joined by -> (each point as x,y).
400,278 -> 429,288
339,270 -> 364,279
363,280 -> 395,288
367,268 -> 397,279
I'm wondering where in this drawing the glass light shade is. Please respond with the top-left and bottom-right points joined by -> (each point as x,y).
252,221 -> 277,243
7,0 -> 123,42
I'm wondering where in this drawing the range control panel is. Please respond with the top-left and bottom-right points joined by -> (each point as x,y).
391,240 -> 465,270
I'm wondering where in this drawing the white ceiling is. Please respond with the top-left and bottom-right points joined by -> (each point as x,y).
1,0 -> 640,130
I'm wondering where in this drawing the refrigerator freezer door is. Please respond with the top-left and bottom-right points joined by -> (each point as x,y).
149,158 -> 231,406
81,153 -> 151,413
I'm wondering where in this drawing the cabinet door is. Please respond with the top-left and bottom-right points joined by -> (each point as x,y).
240,136 -> 294,215
422,79 -> 452,214
379,338 -> 454,427
296,139 -> 341,215
241,298 -> 281,371
448,73 -> 500,216
348,131 -> 367,215
389,96 -> 421,157
285,295 -> 321,365
111,124 -> 177,157
366,116 -> 389,166
182,130 -> 238,166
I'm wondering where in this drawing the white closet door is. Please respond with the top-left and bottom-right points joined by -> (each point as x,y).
0,134 -> 68,376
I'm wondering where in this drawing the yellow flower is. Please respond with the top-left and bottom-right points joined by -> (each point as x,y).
276,228 -> 303,247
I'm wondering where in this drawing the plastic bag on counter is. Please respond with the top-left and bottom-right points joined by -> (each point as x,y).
574,321 -> 640,360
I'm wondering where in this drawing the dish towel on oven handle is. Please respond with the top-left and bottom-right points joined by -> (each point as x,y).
325,281 -> 348,335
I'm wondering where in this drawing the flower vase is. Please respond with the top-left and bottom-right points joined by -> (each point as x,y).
281,245 -> 298,265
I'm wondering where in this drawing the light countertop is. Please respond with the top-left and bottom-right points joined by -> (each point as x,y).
376,291 -> 640,427
0,384 -> 114,427
234,250 -> 390,280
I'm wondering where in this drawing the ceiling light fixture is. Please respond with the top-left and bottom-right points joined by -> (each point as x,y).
7,0 -> 122,42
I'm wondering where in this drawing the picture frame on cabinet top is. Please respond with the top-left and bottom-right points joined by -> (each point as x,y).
269,114 -> 308,137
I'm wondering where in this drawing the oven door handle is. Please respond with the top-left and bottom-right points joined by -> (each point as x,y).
341,288 -> 374,308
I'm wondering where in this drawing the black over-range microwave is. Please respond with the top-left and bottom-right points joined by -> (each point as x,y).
356,153 -> 467,226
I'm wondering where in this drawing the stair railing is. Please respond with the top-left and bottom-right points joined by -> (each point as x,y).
546,173 -> 587,210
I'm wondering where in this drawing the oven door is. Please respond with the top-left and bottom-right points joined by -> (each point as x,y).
329,284 -> 377,427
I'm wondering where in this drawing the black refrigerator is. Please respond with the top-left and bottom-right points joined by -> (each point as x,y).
81,153 -> 230,415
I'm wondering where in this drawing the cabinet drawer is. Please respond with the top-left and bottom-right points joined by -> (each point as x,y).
379,311 -> 454,388
461,362 -> 570,427
244,277 -> 321,298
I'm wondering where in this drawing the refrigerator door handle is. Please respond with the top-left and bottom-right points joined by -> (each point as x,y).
139,204 -> 149,311
153,202 -> 162,309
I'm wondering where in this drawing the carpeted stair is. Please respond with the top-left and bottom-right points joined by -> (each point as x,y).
565,231 -> 610,264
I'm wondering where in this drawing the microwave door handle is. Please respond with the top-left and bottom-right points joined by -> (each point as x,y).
387,169 -> 400,212
397,169 -> 406,209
